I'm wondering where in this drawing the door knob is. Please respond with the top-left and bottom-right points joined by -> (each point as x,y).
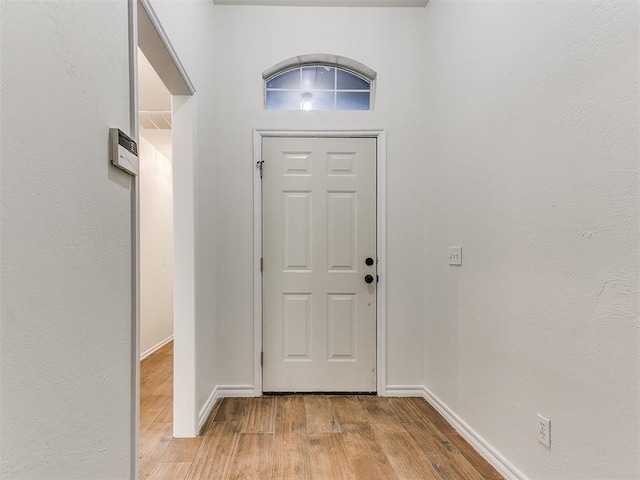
365,257 -> 374,266
364,274 -> 375,284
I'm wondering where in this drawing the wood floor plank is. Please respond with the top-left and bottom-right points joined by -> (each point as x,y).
388,396 -> 432,423
227,433 -> 274,479
242,397 -> 276,433
373,429 -> 440,480
308,433 -> 357,480
200,398 -> 224,431
140,358 -> 162,376
161,437 -> 204,464
214,397 -> 247,423
404,421 -> 484,480
139,422 -> 174,478
272,430 -> 311,480
331,395 -> 368,425
406,397 -> 457,436
185,421 -> 241,480
147,462 -> 191,480
341,423 -> 398,480
304,396 -> 340,434
402,419 -> 456,457
359,396 -> 404,433
154,376 -> 173,396
275,395 -> 307,433
154,400 -> 173,424
403,399 -> 504,480
448,433 -> 505,480
140,370 -> 172,403
140,396 -> 170,431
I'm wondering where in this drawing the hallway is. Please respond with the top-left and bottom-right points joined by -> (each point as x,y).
139,344 -> 504,479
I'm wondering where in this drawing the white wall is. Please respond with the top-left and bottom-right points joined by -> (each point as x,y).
147,0 -> 219,413
422,1 -> 639,479
212,6 -> 429,389
139,134 -> 174,357
0,1 -> 133,478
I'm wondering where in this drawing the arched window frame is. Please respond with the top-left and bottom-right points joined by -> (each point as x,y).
263,54 -> 377,111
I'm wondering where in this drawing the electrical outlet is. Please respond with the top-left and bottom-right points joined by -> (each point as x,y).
537,414 -> 551,448
448,246 -> 462,266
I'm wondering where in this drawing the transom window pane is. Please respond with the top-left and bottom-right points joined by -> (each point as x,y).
302,66 -> 335,90
336,92 -> 370,111
266,69 -> 299,89
337,69 -> 369,90
265,65 -> 372,111
266,91 -> 301,110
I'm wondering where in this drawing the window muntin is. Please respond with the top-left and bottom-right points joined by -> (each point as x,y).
265,65 -> 372,111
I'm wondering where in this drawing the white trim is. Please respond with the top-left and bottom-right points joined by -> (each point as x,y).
137,0 -> 195,95
140,335 -> 174,361
252,130 -> 263,396
376,131 -> 387,396
420,386 -> 526,480
128,1 -> 140,478
253,129 -> 387,396
216,0 -> 428,7
215,385 -> 257,398
199,384 -> 257,430
171,94 -> 198,438
385,385 -> 426,397
198,386 -> 218,431
262,54 -> 377,81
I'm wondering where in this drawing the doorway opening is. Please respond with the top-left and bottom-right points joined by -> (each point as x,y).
138,47 -> 174,366
132,0 -> 198,476
137,45 -> 176,465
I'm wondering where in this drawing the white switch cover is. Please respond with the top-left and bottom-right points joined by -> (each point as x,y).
449,247 -> 462,266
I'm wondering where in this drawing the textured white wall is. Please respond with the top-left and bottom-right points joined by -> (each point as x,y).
422,1 -> 639,479
147,0 -> 219,412
212,6 -> 428,388
0,1 -> 133,478
139,135 -> 174,357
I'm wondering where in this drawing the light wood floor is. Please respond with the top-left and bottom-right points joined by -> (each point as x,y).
140,342 -> 504,480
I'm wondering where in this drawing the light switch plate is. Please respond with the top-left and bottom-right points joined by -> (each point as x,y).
449,246 -> 462,266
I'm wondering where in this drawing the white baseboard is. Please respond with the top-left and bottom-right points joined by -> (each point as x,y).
140,335 -> 174,361
419,386 -> 526,480
385,385 -> 427,397
198,384 -> 256,432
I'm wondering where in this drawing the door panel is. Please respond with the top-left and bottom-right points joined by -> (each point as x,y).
262,137 -> 376,392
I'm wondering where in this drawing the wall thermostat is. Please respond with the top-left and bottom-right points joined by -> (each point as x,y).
110,128 -> 139,176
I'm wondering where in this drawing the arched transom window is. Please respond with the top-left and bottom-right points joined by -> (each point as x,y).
264,55 -> 376,111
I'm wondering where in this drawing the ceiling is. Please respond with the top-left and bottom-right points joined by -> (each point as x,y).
213,0 -> 428,5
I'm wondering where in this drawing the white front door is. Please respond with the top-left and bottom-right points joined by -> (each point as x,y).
262,136 -> 377,392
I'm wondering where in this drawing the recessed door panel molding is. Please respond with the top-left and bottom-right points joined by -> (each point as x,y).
327,152 -> 357,176
262,136 -> 377,392
327,293 -> 357,362
283,191 -> 312,271
282,293 -> 312,361
283,152 -> 312,176
327,191 -> 357,272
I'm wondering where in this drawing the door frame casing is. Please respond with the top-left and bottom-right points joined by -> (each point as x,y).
252,129 -> 387,396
